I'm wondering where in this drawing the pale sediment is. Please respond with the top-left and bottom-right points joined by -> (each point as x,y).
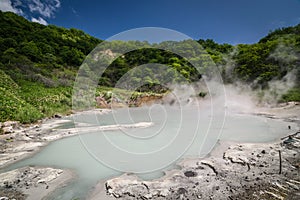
0,108 -> 154,199
99,135 -> 300,200
0,167 -> 75,200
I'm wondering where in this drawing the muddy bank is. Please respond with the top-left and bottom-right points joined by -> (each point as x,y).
257,102 -> 300,123
0,167 -> 75,200
98,134 -> 300,200
0,117 -> 79,169
96,93 -> 163,108
0,111 -> 97,200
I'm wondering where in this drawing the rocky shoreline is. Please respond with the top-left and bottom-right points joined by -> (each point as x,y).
99,136 -> 299,200
0,113 -> 82,200
0,108 -> 157,200
0,167 -> 75,200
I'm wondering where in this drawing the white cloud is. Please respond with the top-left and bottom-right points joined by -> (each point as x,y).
31,16 -> 48,25
54,0 -> 61,8
71,7 -> 80,17
71,7 -> 77,14
0,0 -> 22,14
29,0 -> 61,18
13,0 -> 23,7
1,0 -> 61,24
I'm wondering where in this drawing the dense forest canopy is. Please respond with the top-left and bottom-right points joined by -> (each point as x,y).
0,11 -> 299,123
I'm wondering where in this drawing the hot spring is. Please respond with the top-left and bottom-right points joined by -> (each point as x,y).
4,103 -> 296,200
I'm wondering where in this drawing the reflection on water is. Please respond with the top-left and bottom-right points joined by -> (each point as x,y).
5,106 -> 294,200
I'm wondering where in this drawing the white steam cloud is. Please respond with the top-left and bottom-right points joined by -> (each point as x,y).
269,43 -> 298,64
259,70 -> 297,104
219,40 -> 299,106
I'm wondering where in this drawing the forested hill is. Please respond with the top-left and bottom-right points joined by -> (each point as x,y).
0,11 -> 102,123
0,11 -> 299,123
233,24 -> 300,86
0,11 -> 101,66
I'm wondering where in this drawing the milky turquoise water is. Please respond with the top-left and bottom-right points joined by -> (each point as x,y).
4,106 -> 295,200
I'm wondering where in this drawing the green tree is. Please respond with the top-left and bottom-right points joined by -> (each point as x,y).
19,41 -> 41,62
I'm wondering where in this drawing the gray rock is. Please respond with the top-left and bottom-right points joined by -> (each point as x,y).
104,136 -> 300,199
1,121 -> 20,134
3,121 -> 19,129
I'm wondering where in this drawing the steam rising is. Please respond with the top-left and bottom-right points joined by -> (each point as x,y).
259,69 -> 297,104
214,41 -> 300,107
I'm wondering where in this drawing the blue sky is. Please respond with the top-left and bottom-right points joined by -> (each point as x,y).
1,0 -> 300,44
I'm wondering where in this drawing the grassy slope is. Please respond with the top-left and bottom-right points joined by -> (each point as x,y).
0,69 -> 74,123
0,70 -> 43,123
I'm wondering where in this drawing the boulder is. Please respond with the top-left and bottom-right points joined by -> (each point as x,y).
1,121 -> 19,134
3,121 -> 19,129
95,96 -> 109,108
2,127 -> 14,134
54,114 -> 62,119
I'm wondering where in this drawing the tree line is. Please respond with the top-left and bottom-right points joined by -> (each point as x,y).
0,10 -> 299,98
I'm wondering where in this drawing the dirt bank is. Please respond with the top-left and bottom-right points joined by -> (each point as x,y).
0,167 -> 75,200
